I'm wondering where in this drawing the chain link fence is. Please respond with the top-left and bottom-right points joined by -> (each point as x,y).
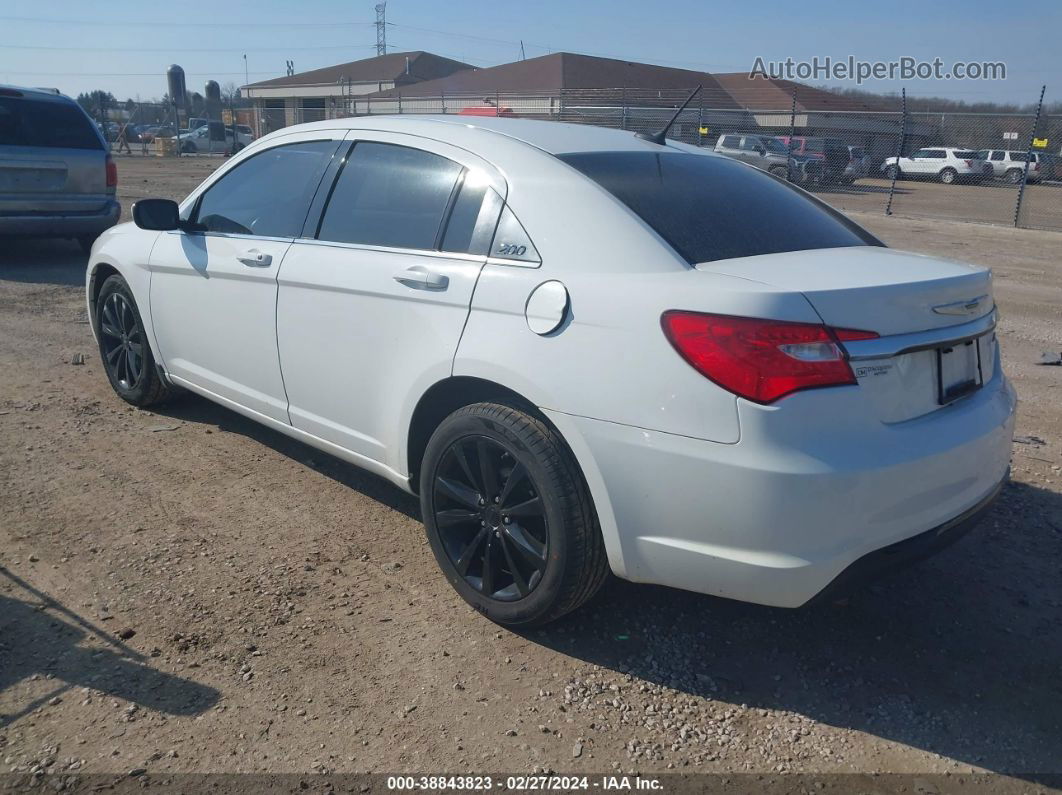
151,84 -> 1061,231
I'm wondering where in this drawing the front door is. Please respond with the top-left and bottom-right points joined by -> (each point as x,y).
276,134 -> 505,472
149,134 -> 343,422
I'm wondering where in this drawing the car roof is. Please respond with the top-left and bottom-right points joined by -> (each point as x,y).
257,115 -> 692,157
0,84 -> 76,103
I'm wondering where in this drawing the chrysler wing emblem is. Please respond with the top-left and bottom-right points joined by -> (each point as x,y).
932,295 -> 989,316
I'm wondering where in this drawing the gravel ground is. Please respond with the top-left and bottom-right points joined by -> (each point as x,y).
0,156 -> 1060,789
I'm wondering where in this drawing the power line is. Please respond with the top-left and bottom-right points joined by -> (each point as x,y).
386,22 -> 739,71
0,43 -> 377,53
1,71 -> 280,77
0,15 -> 372,28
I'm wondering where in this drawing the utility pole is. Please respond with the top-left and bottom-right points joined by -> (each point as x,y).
520,40 -> 526,60
242,54 -> 248,87
375,3 -> 387,56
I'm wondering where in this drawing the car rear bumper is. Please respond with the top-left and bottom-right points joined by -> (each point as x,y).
802,474 -> 1004,606
0,200 -> 120,239
547,370 -> 1016,608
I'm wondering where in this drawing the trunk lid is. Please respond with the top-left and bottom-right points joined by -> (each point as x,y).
695,246 -> 998,423
694,246 -> 992,337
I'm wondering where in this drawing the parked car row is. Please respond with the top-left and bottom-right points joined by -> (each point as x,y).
713,134 -> 870,187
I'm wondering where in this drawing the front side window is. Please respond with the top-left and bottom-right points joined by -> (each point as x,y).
317,142 -> 462,250
558,151 -> 881,265
194,140 -> 339,237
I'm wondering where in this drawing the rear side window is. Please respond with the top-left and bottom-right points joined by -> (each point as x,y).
0,96 -> 102,149
194,140 -> 339,237
318,142 -> 462,250
558,151 -> 881,265
440,175 -> 489,254
954,150 -> 978,159
719,135 -> 741,148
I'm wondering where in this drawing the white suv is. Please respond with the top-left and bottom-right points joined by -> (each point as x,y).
975,149 -> 1044,183
881,147 -> 987,184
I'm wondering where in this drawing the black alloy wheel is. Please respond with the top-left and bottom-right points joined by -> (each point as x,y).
432,435 -> 549,601
95,274 -> 172,407
419,402 -> 609,626
99,290 -> 144,390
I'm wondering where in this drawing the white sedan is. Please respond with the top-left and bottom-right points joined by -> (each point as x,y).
85,117 -> 1015,626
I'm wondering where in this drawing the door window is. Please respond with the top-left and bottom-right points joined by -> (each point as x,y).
193,140 -> 338,237
317,141 -> 463,251
719,135 -> 741,149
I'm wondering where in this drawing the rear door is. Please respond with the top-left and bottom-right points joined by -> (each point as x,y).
276,133 -> 505,469
0,92 -> 110,216
149,133 -> 343,421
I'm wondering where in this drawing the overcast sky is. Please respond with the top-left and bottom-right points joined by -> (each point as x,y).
1,0 -> 1058,105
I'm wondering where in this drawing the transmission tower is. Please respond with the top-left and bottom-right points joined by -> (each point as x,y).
375,3 -> 387,56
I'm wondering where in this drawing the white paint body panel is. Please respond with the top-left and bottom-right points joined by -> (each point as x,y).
86,116 -> 1016,609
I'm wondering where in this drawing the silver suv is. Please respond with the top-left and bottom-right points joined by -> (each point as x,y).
713,132 -> 819,185
0,85 -> 119,253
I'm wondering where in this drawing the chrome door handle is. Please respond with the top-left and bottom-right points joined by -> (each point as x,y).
393,266 -> 449,291
238,250 -> 272,267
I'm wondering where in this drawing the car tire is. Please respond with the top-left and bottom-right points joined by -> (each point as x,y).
768,165 -> 788,180
420,401 -> 609,627
939,168 -> 957,184
95,274 -> 172,407
181,141 -> 197,154
885,165 -> 900,180
233,142 -> 244,152
1005,168 -> 1024,184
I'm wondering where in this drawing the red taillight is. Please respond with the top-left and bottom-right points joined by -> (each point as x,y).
105,155 -> 117,189
964,159 -> 973,167
661,311 -> 878,404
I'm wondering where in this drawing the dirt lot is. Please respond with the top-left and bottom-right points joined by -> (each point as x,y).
822,177 -> 1062,232
1,155 -> 1061,789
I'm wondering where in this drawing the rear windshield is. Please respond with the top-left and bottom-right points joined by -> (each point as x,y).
0,96 -> 102,149
557,151 -> 881,264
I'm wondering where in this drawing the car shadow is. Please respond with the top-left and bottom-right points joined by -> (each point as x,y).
0,238 -> 87,286
0,567 -> 219,726
150,394 -> 421,522
522,479 -> 1062,781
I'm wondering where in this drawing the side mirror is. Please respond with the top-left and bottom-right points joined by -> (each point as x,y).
132,198 -> 180,231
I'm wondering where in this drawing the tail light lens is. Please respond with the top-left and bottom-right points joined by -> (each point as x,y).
964,159 -> 973,167
105,155 -> 117,189
661,311 -> 878,404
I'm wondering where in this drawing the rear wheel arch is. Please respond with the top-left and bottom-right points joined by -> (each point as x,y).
407,376 -> 548,492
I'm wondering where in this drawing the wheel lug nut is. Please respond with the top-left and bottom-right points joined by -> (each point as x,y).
493,496 -> 500,503
478,498 -> 485,506
480,520 -> 486,527
503,516 -> 511,524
